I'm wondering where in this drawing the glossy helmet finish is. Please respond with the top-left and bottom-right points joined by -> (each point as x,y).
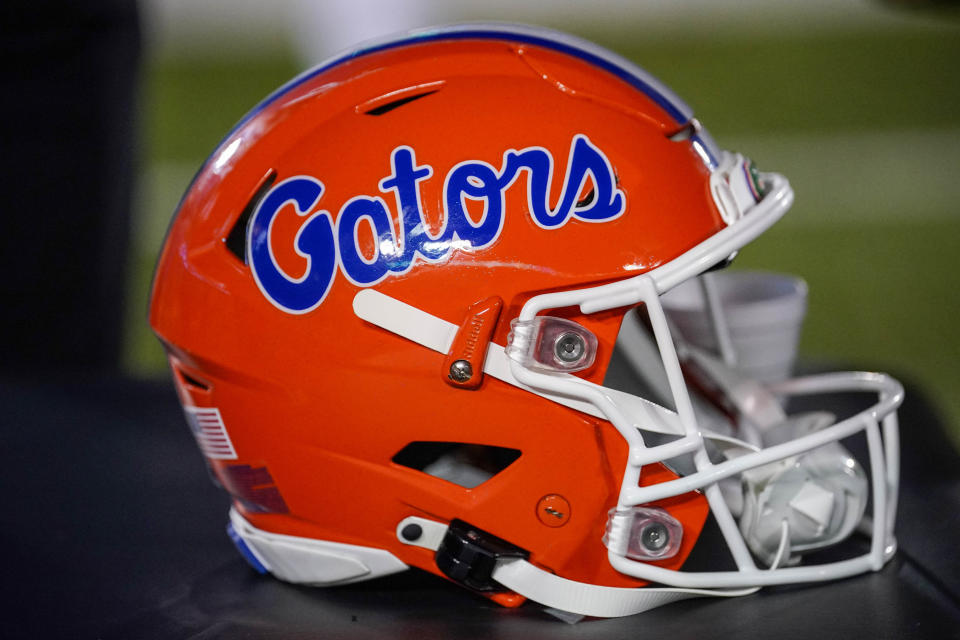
150,24 -> 902,617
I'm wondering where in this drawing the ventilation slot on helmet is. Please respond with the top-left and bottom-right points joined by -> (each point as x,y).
364,91 -> 438,115
224,170 -> 278,263
392,442 -> 521,489
176,367 -> 211,392
359,81 -> 445,116
667,118 -> 701,142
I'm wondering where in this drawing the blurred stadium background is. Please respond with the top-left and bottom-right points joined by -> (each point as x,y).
127,1 -> 960,444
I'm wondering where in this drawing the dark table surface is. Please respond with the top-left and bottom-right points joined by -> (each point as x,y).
2,371 -> 959,639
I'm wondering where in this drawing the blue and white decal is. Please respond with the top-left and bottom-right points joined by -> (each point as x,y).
248,176 -> 337,314
248,134 -> 625,314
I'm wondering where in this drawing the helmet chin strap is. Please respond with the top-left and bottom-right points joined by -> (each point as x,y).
396,515 -> 771,618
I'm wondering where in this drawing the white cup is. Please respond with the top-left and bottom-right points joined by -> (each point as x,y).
660,271 -> 808,383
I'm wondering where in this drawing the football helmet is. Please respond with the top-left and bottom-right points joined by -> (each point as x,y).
150,24 -> 902,618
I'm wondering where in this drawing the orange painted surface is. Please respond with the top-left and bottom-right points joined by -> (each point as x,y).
151,35 -> 721,598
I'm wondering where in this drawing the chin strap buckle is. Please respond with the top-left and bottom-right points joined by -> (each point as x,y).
435,519 -> 529,592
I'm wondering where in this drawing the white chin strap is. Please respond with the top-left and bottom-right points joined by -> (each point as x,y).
397,516 -> 764,618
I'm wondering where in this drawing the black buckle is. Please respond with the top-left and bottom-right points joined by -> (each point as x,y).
435,519 -> 529,592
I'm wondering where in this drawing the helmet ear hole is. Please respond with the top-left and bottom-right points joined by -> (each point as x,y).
392,442 -> 522,489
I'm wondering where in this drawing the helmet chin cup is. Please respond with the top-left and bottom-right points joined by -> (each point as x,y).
740,427 -> 868,566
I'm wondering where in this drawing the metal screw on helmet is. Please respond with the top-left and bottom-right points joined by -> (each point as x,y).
449,359 -> 473,382
554,332 -> 585,363
640,522 -> 670,554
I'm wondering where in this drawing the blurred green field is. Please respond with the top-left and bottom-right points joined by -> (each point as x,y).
127,24 -> 960,445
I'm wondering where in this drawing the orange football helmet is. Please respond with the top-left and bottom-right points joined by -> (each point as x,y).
150,24 -> 902,617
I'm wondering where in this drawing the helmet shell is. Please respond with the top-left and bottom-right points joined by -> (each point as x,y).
151,29 -> 719,591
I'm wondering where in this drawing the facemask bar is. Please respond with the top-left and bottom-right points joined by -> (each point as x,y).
507,169 -> 903,589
